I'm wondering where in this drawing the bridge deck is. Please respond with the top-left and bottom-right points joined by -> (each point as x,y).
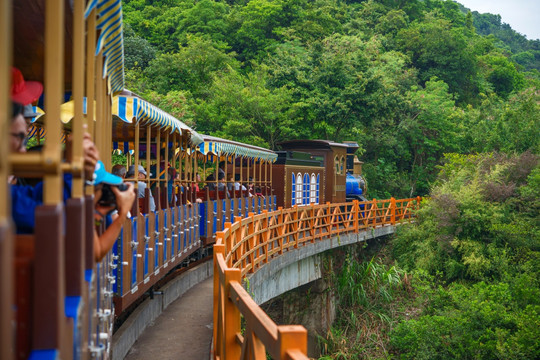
123,278 -> 213,360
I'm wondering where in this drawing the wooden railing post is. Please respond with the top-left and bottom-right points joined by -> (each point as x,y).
278,325 -> 308,360
212,242 -> 224,357
293,206 -> 299,249
223,270 -> 242,360
353,200 -> 359,233
390,197 -> 396,225
372,199 -> 377,227
278,207 -> 284,255
309,205 -> 315,243
248,213 -> 255,272
262,210 -> 269,264
224,223 -> 232,257
326,202 -> 331,236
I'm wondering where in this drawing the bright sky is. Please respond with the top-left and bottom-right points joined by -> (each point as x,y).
457,0 -> 540,40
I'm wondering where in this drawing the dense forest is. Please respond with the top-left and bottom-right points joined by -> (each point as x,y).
122,0 -> 539,198
122,1 -> 539,358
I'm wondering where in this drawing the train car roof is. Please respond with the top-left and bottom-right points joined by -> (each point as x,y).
199,135 -> 278,162
111,93 -> 204,145
274,151 -> 324,167
278,139 -> 349,150
12,0 -> 125,94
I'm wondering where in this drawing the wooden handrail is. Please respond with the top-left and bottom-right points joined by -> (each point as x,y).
213,197 -> 420,359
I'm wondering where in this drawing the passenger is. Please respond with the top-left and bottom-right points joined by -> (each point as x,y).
226,174 -> 234,191
245,177 -> 255,198
206,173 -> 216,191
23,104 -> 41,125
10,67 -> 43,106
218,161 -> 226,178
111,164 -> 127,179
126,164 -> 156,212
217,172 -> 230,198
93,160 -> 135,262
9,101 -> 61,233
192,172 -> 201,192
234,174 -> 247,191
151,153 -> 175,204
9,100 -> 98,233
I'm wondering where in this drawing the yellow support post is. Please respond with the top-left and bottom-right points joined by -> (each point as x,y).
43,0 -> 64,205
71,0 -> 85,198
0,1 -> 13,359
146,125 -> 151,192
85,9 -> 96,139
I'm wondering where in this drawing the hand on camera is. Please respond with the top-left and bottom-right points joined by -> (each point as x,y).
83,133 -> 99,181
112,182 -> 135,218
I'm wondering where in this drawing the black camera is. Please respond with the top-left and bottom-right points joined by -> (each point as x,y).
98,183 -> 129,207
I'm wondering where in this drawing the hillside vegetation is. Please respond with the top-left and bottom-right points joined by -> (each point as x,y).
123,0 -> 539,198
323,152 -> 539,359
122,1 -> 540,358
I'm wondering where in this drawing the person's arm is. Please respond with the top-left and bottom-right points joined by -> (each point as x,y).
94,216 -> 125,262
148,187 -> 156,212
10,184 -> 40,234
94,183 -> 135,262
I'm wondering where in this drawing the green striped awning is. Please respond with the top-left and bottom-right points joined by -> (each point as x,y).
112,95 -> 204,145
86,0 -> 124,93
198,136 -> 277,162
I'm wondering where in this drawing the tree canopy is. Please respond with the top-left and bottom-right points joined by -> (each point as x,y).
123,0 -> 540,198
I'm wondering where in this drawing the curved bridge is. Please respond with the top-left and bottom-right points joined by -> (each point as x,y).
213,197 -> 420,360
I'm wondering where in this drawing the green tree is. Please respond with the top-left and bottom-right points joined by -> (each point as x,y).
142,36 -> 239,98
397,12 -> 479,102
123,24 -> 156,70
482,54 -> 525,98
398,78 -> 460,195
191,64 -> 298,149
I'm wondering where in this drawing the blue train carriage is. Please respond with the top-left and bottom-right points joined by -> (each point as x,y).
2,0 -> 130,359
196,135 -> 278,246
110,91 -> 204,314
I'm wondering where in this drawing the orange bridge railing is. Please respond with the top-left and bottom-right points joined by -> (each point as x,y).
213,197 -> 421,360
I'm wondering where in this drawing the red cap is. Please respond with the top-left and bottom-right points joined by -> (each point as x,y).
11,67 -> 43,105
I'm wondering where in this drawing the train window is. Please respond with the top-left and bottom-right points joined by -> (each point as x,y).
291,173 -> 296,206
310,174 -> 316,204
340,156 -> 345,175
317,174 -> 320,204
296,172 -> 303,206
303,173 -> 309,205
335,156 -> 340,175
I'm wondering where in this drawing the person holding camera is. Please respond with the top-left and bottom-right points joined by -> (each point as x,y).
93,160 -> 135,262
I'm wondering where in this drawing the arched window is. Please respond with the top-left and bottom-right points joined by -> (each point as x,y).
335,156 -> 340,174
340,156 -> 345,175
291,173 -> 296,206
303,173 -> 310,205
296,172 -> 303,206
316,174 -> 320,204
310,174 -> 316,204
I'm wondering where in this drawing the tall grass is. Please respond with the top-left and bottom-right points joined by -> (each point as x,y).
337,254 -> 404,308
319,250 -> 414,359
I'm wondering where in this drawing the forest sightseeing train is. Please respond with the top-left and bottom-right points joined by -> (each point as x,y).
0,1 -> 368,360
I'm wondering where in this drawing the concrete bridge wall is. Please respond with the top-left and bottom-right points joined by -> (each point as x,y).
248,225 -> 396,305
